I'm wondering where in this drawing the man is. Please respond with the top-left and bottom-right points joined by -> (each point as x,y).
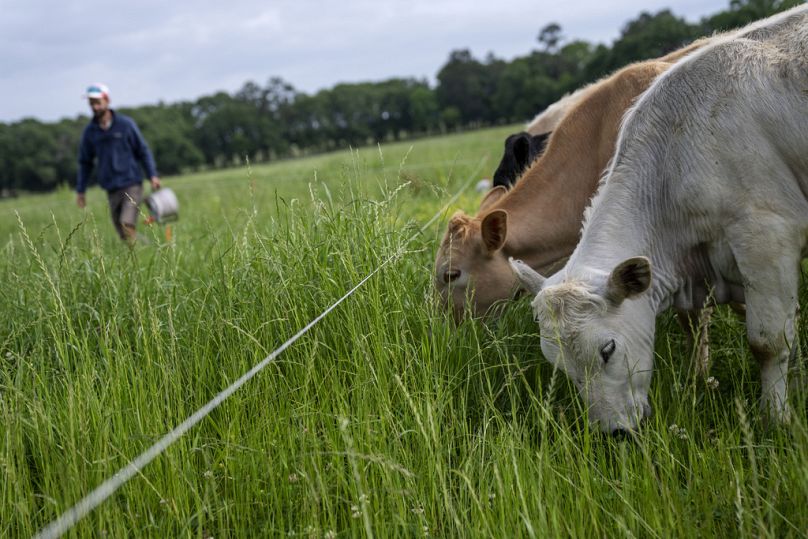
76,83 -> 161,243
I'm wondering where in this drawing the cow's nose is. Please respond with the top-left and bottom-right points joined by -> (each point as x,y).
642,401 -> 653,419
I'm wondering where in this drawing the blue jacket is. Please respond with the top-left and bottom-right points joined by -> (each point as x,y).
76,111 -> 158,193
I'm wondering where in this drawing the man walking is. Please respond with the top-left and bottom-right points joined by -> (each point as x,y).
76,83 -> 161,243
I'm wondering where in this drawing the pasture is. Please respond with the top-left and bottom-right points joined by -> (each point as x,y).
1,125 -> 807,537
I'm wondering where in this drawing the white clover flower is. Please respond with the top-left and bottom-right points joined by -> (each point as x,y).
668,424 -> 688,440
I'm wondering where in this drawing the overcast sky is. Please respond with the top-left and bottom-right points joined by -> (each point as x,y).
2,0 -> 732,124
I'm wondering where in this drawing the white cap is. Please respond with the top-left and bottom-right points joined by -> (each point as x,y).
85,83 -> 110,99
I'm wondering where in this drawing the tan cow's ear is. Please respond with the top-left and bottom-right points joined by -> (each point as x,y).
479,185 -> 507,212
606,257 -> 651,304
481,209 -> 508,252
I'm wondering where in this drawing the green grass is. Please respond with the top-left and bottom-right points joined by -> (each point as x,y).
1,125 -> 807,538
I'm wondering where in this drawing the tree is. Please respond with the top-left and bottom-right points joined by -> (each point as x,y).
0,124 -> 15,192
583,10 -> 699,79
436,49 -> 500,126
408,84 -> 439,134
124,103 -> 203,174
6,119 -> 65,191
538,23 -> 563,53
263,77 -> 298,114
703,0 -> 803,32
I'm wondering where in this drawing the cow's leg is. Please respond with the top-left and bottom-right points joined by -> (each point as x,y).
730,223 -> 801,425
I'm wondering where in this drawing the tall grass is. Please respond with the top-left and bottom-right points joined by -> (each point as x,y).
1,126 -> 806,537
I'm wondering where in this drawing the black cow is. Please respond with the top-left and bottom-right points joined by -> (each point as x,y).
491,131 -> 551,189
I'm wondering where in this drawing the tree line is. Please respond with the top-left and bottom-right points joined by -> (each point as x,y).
0,0 -> 800,195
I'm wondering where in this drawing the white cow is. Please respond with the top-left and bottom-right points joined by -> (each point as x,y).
510,5 -> 808,434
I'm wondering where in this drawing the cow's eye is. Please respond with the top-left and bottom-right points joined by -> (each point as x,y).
444,269 -> 462,283
600,339 -> 616,364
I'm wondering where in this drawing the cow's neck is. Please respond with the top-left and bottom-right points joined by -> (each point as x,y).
569,169 -> 687,315
492,111 -> 608,273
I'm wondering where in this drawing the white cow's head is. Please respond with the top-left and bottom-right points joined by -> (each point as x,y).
510,257 -> 656,434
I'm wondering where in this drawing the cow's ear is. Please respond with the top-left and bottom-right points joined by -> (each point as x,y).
606,257 -> 652,304
509,257 -> 545,294
479,185 -> 507,211
481,209 -> 508,252
532,131 -> 551,156
512,133 -> 531,168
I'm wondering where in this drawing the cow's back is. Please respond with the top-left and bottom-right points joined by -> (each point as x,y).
608,6 -> 808,244
682,23 -> 808,210
539,60 -> 670,181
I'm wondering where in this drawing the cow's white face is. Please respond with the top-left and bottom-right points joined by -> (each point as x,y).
511,257 -> 656,434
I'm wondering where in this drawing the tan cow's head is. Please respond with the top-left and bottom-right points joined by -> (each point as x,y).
434,186 -> 519,320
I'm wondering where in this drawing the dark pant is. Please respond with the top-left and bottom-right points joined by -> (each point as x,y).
107,183 -> 143,240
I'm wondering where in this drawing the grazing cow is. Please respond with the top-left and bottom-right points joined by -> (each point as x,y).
435,60 -> 671,320
510,5 -> 808,434
491,131 -> 551,189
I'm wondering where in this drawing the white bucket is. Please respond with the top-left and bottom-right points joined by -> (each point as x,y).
475,178 -> 492,193
145,188 -> 179,222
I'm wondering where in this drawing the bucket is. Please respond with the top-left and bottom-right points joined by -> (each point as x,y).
145,187 -> 179,223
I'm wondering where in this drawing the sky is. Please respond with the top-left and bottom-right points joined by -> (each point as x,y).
1,0 -> 733,124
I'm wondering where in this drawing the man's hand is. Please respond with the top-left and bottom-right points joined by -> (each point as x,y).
150,176 -> 161,191
77,193 -> 86,209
